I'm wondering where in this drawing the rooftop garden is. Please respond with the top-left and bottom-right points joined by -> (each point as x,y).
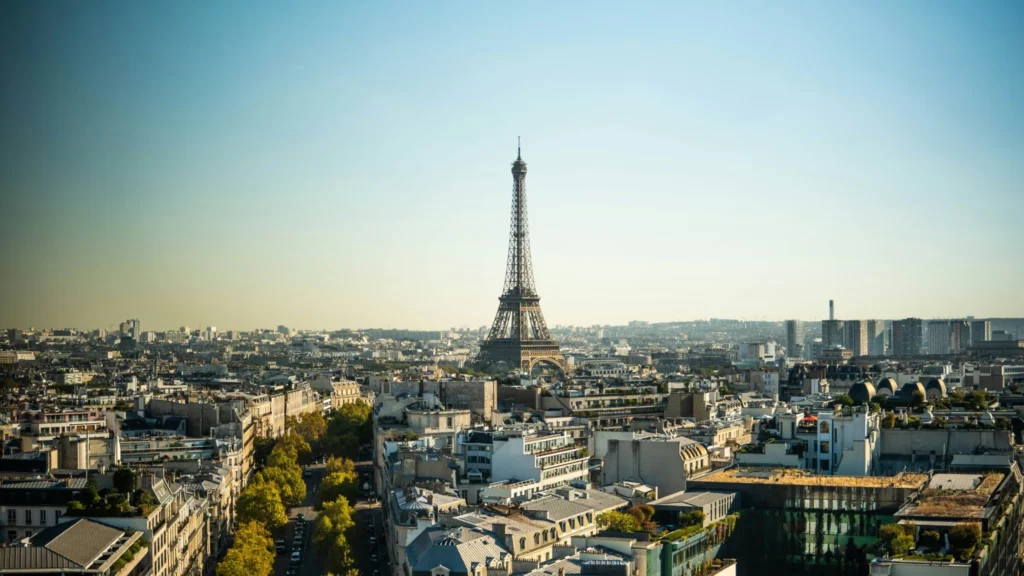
875,521 -> 981,562
660,512 -> 739,547
111,533 -> 149,575
65,477 -> 158,518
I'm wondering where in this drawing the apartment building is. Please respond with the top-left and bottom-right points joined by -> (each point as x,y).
600,432 -> 710,494
490,431 -> 589,491
0,478 -> 85,543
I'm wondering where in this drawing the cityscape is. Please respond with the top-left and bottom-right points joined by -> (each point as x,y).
3,4 -> 1024,576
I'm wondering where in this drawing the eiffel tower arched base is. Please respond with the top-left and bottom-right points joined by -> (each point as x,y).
476,339 -> 567,375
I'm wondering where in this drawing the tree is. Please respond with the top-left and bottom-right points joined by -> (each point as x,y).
290,412 -> 327,445
237,482 -> 288,531
910,390 -> 925,407
255,465 -> 306,508
948,523 -> 981,561
113,467 -> 137,495
919,530 -> 941,551
326,403 -> 372,459
313,498 -> 358,574
254,437 -> 276,469
679,509 -> 705,528
969,391 -> 989,410
318,471 -> 359,507
878,523 -> 916,557
596,510 -> 642,533
273,432 -> 311,462
325,456 -> 356,475
833,394 -> 854,407
217,522 -> 275,576
625,505 -> 657,533
881,414 -> 896,429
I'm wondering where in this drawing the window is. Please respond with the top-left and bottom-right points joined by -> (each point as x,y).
519,537 -> 526,549
446,417 -> 453,428
6,510 -> 14,523
7,531 -> 15,542
24,510 -> 31,525
820,441 -> 830,454
39,510 -> 46,525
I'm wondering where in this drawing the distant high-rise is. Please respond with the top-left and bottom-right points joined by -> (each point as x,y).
927,320 -> 952,354
867,320 -> 886,356
822,319 -> 844,349
785,320 -> 804,358
950,320 -> 970,352
843,320 -> 868,357
971,320 -> 992,344
829,300 -> 834,321
892,318 -> 923,356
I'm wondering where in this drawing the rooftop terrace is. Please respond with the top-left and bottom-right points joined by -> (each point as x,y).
901,472 -> 1004,518
697,467 -> 928,489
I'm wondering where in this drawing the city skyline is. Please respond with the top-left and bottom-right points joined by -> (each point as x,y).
3,2 -> 1023,331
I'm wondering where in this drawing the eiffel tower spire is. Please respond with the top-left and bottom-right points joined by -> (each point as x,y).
478,142 -> 565,373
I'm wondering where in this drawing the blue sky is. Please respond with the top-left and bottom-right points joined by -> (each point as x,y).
1,1 -> 1022,331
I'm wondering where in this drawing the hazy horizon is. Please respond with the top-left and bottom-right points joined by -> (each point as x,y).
3,2 -> 1022,332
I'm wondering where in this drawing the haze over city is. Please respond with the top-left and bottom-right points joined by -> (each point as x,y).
2,2 -> 1022,331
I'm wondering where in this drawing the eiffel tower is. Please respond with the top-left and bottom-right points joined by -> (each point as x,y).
477,141 -> 566,374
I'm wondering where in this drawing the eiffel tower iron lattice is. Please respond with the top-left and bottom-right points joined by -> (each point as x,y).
477,142 -> 566,374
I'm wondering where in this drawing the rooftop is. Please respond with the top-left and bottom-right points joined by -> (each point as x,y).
696,467 -> 928,489
901,472 -> 1004,518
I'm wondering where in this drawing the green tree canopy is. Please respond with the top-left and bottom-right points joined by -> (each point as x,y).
236,482 -> 288,532
326,403 -> 372,459
833,394 -> 854,407
596,510 -> 642,533
255,465 -> 306,509
273,432 -> 311,462
113,467 -> 137,495
948,523 -> 981,561
216,521 -> 275,576
325,456 -> 356,475
313,497 -> 358,574
318,471 -> 359,507
289,411 -> 327,445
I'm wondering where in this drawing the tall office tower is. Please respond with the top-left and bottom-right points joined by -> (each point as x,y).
786,320 -> 804,358
822,320 -> 845,349
867,320 -> 886,356
843,320 -> 868,357
892,318 -> 923,356
829,300 -> 834,321
950,320 -> 970,352
927,320 -> 952,354
477,143 -> 565,373
971,320 -> 992,344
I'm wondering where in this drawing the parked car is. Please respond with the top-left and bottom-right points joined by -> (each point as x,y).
290,551 -> 302,563
275,540 -> 285,554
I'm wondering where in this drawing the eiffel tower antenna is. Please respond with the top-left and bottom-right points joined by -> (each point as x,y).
477,142 -> 565,374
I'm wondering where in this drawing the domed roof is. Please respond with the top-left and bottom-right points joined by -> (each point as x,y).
925,378 -> 946,392
900,382 -> 926,400
877,377 -> 897,393
849,381 -> 877,405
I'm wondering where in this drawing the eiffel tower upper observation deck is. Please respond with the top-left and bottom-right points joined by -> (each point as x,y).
476,141 -> 566,374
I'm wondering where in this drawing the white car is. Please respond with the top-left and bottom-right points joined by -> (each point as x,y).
290,551 -> 302,563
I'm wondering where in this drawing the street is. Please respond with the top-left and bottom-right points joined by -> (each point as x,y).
272,460 -> 385,576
